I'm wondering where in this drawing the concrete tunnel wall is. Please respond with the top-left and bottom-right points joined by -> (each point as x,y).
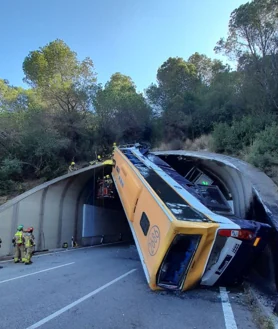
0,164 -> 132,257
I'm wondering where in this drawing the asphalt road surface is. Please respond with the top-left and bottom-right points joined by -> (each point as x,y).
0,244 -> 257,329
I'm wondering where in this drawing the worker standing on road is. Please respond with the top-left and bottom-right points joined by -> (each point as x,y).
24,227 -> 35,265
12,225 -> 25,263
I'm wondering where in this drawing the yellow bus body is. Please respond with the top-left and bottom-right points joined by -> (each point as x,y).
112,147 -> 220,291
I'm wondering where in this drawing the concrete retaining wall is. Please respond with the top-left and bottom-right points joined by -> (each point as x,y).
0,164 -> 113,257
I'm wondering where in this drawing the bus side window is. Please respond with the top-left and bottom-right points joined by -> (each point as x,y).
140,212 -> 150,236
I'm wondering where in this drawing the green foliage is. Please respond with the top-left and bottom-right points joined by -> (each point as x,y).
94,73 -> 152,147
215,0 -> 278,60
211,115 -> 275,154
215,0 -> 278,112
210,123 -> 232,153
248,124 -> 278,170
188,52 -> 230,85
23,39 -> 97,113
146,57 -> 199,110
0,159 -> 22,180
0,159 -> 22,196
146,57 -> 201,141
192,71 -> 241,136
3,0 -> 278,199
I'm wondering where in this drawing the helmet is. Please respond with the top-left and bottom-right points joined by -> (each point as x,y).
97,155 -> 101,160
27,227 -> 34,233
71,162 -> 75,165
17,225 -> 23,231
106,175 -> 110,178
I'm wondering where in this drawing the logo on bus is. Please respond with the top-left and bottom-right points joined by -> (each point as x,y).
148,225 -> 160,256
118,175 -> 124,188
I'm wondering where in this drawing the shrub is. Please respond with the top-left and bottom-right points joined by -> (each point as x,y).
211,122 -> 233,153
184,135 -> 212,151
0,158 -> 22,179
211,115 -> 275,154
247,124 -> 278,171
154,138 -> 184,151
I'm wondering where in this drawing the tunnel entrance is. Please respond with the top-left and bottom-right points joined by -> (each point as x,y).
157,155 -> 232,200
79,166 -> 134,247
157,153 -> 278,292
157,154 -> 271,223
157,155 -> 235,216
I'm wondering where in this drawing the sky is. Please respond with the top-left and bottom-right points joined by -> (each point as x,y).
0,0 -> 247,92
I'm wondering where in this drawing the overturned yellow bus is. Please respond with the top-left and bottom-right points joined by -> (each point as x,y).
111,143 -> 269,291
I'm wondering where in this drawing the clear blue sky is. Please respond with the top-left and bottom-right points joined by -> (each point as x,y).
1,0 -> 247,92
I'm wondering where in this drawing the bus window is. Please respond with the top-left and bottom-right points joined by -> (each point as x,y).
157,234 -> 201,290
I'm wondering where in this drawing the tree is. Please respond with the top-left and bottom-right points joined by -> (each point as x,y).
146,57 -> 199,110
23,39 -> 97,113
191,70 -> 243,136
94,73 -> 152,148
215,0 -> 278,110
215,0 -> 278,60
188,52 -> 229,85
18,109 -> 70,178
146,57 -> 200,141
22,40 -> 97,160
0,79 -> 42,113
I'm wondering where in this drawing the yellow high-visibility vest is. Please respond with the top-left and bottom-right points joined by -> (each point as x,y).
14,231 -> 23,244
24,234 -> 34,247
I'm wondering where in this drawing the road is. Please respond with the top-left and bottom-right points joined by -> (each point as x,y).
0,244 -> 257,329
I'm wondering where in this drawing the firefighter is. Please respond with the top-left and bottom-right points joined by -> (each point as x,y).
105,175 -> 113,184
24,227 -> 35,265
89,155 -> 102,166
68,161 -> 76,173
12,225 -> 25,263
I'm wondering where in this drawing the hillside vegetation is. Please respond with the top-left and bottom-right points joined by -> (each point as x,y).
1,0 -> 278,200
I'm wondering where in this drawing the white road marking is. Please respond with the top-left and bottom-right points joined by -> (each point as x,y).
0,262 -> 75,284
25,268 -> 137,329
220,287 -> 238,329
0,241 -> 126,264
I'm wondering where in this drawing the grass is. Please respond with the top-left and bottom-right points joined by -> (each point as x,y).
154,135 -> 213,152
244,283 -> 276,329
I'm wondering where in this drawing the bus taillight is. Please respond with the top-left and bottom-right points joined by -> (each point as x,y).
218,229 -> 255,240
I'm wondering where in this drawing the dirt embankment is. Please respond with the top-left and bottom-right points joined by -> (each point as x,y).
0,178 -> 46,206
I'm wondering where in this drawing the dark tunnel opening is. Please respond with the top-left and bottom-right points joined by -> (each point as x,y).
78,166 -> 134,248
157,154 -> 231,200
157,154 -> 271,223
